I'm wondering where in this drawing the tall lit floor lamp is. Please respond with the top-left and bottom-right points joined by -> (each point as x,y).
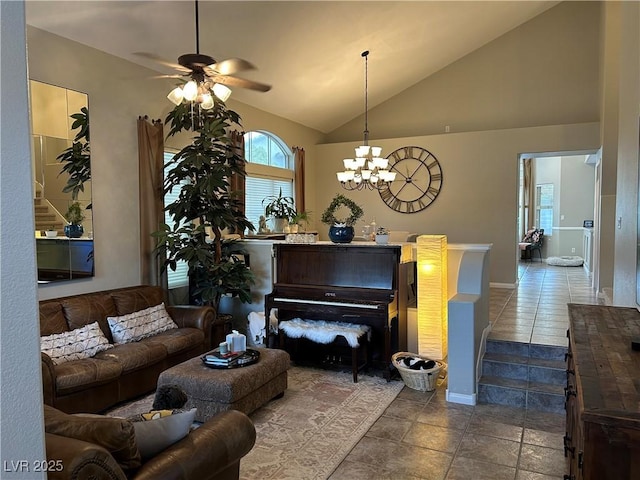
417,235 -> 448,360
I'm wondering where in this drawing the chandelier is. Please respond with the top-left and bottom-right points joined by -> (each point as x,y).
337,51 -> 396,190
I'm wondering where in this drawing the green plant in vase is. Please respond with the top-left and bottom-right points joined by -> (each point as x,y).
64,201 -> 85,238
321,194 -> 363,243
289,211 -> 311,233
262,188 -> 296,233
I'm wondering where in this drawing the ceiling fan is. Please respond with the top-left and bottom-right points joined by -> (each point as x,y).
135,0 -> 271,107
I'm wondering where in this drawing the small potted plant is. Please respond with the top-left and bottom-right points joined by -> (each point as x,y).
64,201 -> 85,238
321,194 -> 364,243
375,227 -> 390,244
262,188 -> 296,233
45,226 -> 58,238
289,211 -> 311,233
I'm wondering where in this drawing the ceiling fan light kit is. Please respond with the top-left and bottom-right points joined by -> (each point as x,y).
337,50 -> 396,191
155,0 -> 268,109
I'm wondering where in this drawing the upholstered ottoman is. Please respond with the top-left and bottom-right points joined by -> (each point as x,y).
157,347 -> 290,422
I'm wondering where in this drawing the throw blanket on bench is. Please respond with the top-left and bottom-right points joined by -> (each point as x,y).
279,318 -> 371,348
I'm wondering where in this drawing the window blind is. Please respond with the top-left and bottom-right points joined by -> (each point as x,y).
164,151 -> 189,288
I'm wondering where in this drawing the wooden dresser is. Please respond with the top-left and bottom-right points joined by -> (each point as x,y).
566,304 -> 640,480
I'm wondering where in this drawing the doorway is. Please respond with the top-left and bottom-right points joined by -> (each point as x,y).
517,151 -> 599,285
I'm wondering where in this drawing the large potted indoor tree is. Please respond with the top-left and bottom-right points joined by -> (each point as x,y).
153,93 -> 255,321
57,106 -> 91,205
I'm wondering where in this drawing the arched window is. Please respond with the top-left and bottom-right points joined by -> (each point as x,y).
244,131 -> 294,230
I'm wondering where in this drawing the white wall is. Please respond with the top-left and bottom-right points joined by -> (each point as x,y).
534,155 -> 595,258
0,2 -> 46,475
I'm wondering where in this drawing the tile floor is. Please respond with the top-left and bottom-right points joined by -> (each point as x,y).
329,261 -> 603,480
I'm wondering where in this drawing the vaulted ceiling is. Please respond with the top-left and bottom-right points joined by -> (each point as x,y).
25,1 -> 559,133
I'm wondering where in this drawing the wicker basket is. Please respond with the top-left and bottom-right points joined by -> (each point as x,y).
392,352 -> 444,392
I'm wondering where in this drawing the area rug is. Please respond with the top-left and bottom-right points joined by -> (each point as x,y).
106,365 -> 403,480
241,366 -> 403,480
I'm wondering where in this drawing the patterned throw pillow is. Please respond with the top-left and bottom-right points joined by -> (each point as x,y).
107,303 -> 177,344
522,228 -> 536,242
531,230 -> 542,243
41,322 -> 113,365
127,408 -> 197,460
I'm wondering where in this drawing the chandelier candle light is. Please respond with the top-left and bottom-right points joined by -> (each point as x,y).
337,51 -> 396,191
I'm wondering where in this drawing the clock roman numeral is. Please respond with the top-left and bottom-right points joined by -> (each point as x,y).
426,186 -> 439,200
427,159 -> 439,170
390,150 -> 403,162
379,187 -> 393,203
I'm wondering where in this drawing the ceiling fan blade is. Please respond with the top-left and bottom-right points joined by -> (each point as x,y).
151,74 -> 185,80
209,74 -> 271,93
133,52 -> 191,73
208,58 -> 256,76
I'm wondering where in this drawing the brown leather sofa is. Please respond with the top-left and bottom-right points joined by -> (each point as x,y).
40,285 -> 217,413
44,404 -> 256,480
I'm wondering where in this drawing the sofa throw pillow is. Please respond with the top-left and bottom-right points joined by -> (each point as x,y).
44,405 -> 141,470
107,303 -> 177,344
522,228 -> 536,242
41,321 -> 113,365
130,408 -> 197,460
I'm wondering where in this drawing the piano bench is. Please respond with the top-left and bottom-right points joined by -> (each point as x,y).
278,319 -> 370,383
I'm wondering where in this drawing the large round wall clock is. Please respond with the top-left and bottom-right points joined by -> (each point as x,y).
378,146 -> 443,213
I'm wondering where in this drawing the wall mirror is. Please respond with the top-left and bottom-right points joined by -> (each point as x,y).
30,80 -> 94,282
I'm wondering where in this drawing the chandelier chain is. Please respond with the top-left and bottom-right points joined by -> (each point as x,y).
363,50 -> 369,144
336,50 -> 396,191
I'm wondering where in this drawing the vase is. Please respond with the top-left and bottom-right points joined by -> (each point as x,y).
64,224 -> 83,238
375,234 -> 389,244
272,218 -> 288,233
328,225 -> 354,243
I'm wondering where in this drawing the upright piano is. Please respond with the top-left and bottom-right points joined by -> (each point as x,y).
265,242 -> 409,380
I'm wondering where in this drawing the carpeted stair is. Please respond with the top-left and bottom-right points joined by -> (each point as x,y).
478,338 -> 567,413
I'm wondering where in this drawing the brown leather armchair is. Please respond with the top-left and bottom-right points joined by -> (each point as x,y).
44,405 -> 256,480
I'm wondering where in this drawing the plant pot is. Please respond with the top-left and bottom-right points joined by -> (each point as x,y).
289,224 -> 299,234
375,234 -> 389,244
272,218 -> 288,233
64,224 -> 83,238
45,230 -> 58,238
328,225 -> 354,244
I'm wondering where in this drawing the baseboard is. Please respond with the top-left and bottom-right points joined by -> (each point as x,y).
446,390 -> 476,405
490,282 -> 516,289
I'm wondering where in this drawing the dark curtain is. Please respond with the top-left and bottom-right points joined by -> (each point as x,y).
229,130 -> 246,236
293,146 -> 306,214
137,116 -> 166,288
522,157 -> 535,237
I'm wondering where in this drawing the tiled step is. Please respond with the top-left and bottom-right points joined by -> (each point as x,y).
477,375 -> 566,413
482,352 -> 566,385
486,338 -> 567,360
479,339 -> 568,413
